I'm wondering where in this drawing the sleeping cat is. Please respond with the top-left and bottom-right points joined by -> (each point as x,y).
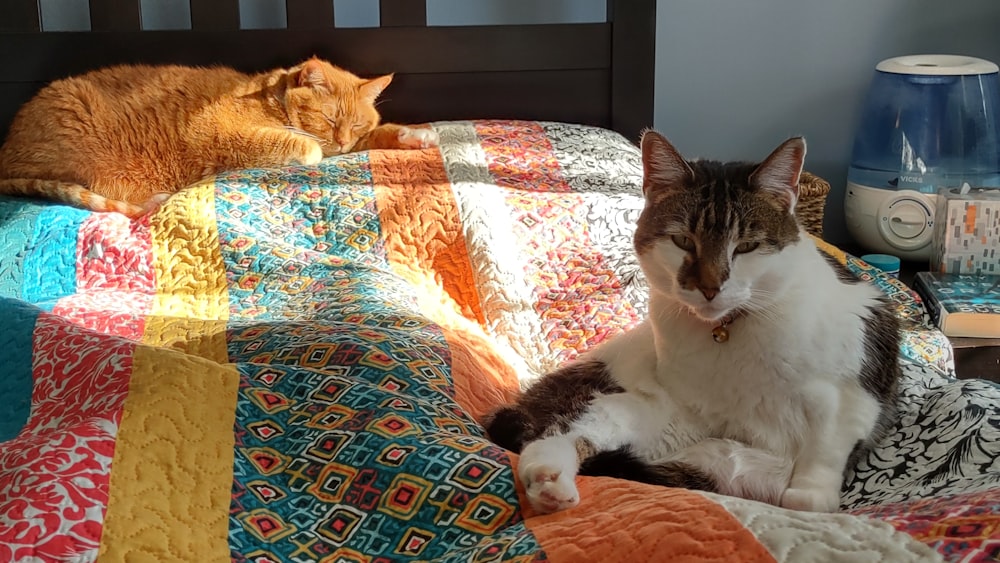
0,57 -> 438,218
485,131 -> 901,514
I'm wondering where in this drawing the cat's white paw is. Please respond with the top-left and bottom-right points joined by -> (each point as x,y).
780,486 -> 840,512
398,127 -> 439,149
297,142 -> 324,166
522,464 -> 580,514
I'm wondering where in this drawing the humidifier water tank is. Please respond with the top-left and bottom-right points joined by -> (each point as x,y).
844,54 -> 1000,261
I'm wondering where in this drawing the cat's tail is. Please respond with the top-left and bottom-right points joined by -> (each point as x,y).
0,178 -> 157,218
579,446 -> 721,493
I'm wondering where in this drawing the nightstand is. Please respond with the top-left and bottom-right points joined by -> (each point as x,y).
948,337 -> 1000,382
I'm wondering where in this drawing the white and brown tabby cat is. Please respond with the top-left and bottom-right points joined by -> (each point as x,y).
0,57 -> 438,217
485,131 -> 901,514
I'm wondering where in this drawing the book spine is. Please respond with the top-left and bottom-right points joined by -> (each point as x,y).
914,274 -> 945,330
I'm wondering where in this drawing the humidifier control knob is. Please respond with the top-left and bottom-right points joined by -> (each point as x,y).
888,200 -> 928,238
877,194 -> 934,251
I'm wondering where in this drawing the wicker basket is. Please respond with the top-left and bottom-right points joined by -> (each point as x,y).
795,171 -> 831,238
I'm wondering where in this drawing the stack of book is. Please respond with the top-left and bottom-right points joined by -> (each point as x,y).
914,186 -> 1000,377
913,272 -> 1000,339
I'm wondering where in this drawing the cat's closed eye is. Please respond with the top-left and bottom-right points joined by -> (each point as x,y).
671,234 -> 696,251
734,241 -> 760,254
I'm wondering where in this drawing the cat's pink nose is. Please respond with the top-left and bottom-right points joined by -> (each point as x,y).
700,288 -> 719,301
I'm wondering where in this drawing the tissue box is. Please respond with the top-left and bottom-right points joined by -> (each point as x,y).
931,187 -> 1000,275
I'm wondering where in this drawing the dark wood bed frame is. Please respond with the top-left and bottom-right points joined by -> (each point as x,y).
0,0 -> 655,144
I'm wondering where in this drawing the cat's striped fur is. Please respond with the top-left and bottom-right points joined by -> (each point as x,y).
0,58 -> 437,218
485,131 -> 901,514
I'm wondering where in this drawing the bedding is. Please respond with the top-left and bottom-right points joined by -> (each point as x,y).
0,119 -> 997,562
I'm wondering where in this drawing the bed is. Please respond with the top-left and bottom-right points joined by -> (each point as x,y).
1,1 -> 999,562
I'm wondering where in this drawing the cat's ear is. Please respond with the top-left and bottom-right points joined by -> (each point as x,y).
298,58 -> 330,91
640,129 -> 693,198
750,136 -> 806,212
360,74 -> 393,103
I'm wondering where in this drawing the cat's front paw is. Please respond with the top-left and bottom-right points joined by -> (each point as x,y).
522,464 -> 580,514
294,141 -> 324,166
780,487 -> 840,512
398,127 -> 439,149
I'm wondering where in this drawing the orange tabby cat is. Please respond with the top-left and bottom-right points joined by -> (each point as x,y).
0,57 -> 438,218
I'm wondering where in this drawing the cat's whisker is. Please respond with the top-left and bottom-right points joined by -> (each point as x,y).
284,126 -> 324,142
744,307 -> 782,329
654,302 -> 684,324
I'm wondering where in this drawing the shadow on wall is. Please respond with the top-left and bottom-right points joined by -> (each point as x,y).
652,0 -> 1000,247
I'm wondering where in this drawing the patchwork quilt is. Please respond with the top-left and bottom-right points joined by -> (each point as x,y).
1,120 -> 998,562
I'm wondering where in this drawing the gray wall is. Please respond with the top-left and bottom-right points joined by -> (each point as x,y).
36,0 -> 1000,244
654,0 -> 1000,244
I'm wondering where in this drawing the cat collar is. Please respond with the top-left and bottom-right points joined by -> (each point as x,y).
711,311 -> 741,343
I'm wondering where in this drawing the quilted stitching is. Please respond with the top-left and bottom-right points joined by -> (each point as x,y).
21,206 -> 88,307
714,495 -> 942,562
99,346 -> 239,562
0,198 -> 41,296
0,120 -> 991,562
0,312 -> 132,562
0,299 -> 38,441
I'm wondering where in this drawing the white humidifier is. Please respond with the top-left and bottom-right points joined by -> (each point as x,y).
845,54 -> 1000,261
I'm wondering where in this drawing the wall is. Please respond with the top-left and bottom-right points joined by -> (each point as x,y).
36,0 -> 1000,244
654,0 -> 1000,244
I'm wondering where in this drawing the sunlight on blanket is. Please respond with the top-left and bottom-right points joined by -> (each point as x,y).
145,181 -> 229,362
0,119 -> 996,562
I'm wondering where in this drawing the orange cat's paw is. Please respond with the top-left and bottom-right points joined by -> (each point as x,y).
294,141 -> 324,166
398,127 -> 439,149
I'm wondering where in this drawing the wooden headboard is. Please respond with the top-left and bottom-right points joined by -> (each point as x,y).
0,0 -> 655,143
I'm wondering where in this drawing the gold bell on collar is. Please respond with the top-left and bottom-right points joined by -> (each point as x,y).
711,312 -> 738,343
712,324 -> 730,343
